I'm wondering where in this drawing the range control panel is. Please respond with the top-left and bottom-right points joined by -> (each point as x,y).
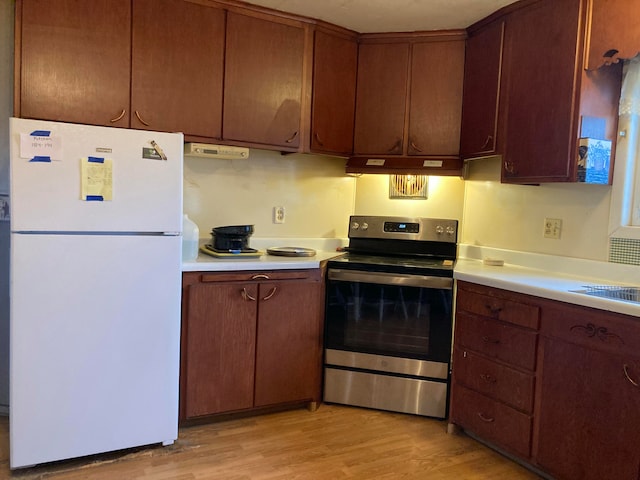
348,215 -> 458,243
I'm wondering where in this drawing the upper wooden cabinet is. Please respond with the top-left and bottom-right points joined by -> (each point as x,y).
459,20 -> 505,159
223,11 -> 307,151
17,0 -> 131,127
500,0 -> 622,183
586,0 -> 640,70
353,33 -> 466,158
16,0 -> 225,136
309,28 -> 358,156
131,0 -> 225,138
353,41 -> 409,155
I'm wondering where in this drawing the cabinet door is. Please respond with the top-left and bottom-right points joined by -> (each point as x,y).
408,39 -> 465,156
460,20 -> 505,158
310,29 -> 358,156
501,0 -> 582,182
586,0 -> 640,70
18,0 -> 131,127
353,42 -> 410,155
183,282 -> 257,418
254,280 -> 323,407
223,12 -> 305,149
131,0 -> 225,138
535,338 -> 640,480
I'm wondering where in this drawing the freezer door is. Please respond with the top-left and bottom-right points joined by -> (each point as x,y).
10,118 -> 183,233
10,233 -> 181,468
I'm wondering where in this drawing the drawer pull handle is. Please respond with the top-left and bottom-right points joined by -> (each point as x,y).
262,287 -> 278,301
624,364 -> 639,388
482,336 -> 500,344
570,323 -> 624,344
241,288 -> 256,302
251,274 -> 270,280
314,132 -> 324,147
477,412 -> 495,423
485,305 -> 502,315
480,373 -> 497,384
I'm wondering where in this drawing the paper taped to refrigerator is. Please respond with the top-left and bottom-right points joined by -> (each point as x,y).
81,157 -> 113,201
20,132 -> 63,161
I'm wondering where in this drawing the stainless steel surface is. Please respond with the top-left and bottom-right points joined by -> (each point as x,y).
324,367 -> 448,418
348,215 -> 458,243
327,268 -> 453,289
266,246 -> 317,257
325,349 -> 449,380
570,285 -> 640,304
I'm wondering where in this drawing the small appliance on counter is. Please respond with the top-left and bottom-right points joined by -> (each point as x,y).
200,224 -> 261,258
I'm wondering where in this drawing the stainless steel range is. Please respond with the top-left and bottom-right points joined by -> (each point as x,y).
323,215 -> 458,419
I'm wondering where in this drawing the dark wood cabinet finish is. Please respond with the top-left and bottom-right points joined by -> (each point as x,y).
459,20 -> 505,158
453,280 -> 640,480
17,0 -> 131,127
131,0 -> 225,138
450,281 -> 539,459
535,332 -> 640,480
310,29 -> 358,156
353,34 -> 465,158
223,12 -> 306,150
451,384 -> 533,459
254,281 -> 324,407
500,0 -> 622,183
586,0 -> 640,70
180,270 -> 323,421
183,281 -> 256,418
408,39 -> 465,156
353,41 -> 410,155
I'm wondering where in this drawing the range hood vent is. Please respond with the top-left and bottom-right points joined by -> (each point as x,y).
184,143 -> 249,160
346,156 -> 463,176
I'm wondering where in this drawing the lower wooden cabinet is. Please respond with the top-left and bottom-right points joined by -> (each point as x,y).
534,303 -> 640,480
180,269 -> 324,421
450,282 -> 539,458
451,281 -> 640,480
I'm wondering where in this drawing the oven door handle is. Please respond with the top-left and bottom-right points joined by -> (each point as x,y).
327,269 -> 453,289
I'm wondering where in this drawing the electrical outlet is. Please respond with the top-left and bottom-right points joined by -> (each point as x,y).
544,218 -> 562,239
273,206 -> 285,224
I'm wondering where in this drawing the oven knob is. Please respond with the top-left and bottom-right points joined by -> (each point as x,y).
446,226 -> 455,235
361,222 -> 369,231
435,225 -> 444,234
351,222 -> 360,230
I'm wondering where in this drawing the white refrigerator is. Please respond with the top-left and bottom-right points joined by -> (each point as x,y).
9,117 -> 183,469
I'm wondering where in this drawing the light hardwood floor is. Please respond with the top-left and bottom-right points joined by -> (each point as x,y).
0,405 -> 541,479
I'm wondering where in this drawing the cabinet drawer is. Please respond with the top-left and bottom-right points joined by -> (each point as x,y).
456,288 -> 540,329
541,303 -> 640,357
450,384 -> 532,459
200,269 -> 321,283
453,348 -> 534,413
455,312 -> 538,371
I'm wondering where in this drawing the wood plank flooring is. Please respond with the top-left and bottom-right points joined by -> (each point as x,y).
0,405 -> 541,479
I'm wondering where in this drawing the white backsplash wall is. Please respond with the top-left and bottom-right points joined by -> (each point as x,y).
183,150 -> 356,240
353,174 -> 465,220
461,157 -> 612,261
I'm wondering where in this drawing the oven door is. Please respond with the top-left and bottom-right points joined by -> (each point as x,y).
324,268 -> 453,364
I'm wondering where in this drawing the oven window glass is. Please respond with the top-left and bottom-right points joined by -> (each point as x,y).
325,279 -> 453,362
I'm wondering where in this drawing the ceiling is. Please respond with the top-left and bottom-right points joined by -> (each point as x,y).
239,0 -> 519,33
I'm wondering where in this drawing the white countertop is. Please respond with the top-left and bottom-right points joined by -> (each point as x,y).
182,237 -> 346,272
455,245 -> 640,317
